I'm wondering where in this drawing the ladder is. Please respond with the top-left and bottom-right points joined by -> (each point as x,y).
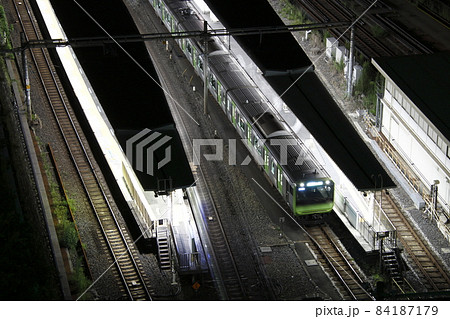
156,219 -> 172,270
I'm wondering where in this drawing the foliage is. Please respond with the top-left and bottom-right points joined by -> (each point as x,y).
334,59 -> 345,73
41,150 -> 91,296
0,6 -> 13,52
280,0 -> 308,24
354,61 -> 382,114
370,25 -> 388,39
322,29 -> 331,45
69,256 -> 91,298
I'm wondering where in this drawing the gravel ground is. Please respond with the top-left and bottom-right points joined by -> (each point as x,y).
9,0 -> 448,301
123,0 -> 328,300
268,0 -> 450,286
2,0 -> 143,300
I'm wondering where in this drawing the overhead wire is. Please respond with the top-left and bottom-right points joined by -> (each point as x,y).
72,0 -> 200,127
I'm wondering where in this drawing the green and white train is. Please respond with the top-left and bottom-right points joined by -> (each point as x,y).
151,0 -> 334,216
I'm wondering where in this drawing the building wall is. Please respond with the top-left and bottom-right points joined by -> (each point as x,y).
380,78 -> 450,213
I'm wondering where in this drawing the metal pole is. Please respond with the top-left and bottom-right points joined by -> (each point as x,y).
379,237 -> 384,272
24,52 -> 31,118
372,177 -> 377,231
203,21 -> 208,115
346,25 -> 355,96
379,174 -> 383,210
21,33 -> 31,118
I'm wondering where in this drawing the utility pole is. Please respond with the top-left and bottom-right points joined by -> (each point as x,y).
203,21 -> 208,115
346,25 -> 355,97
21,33 -> 31,118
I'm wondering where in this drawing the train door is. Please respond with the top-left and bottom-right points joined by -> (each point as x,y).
217,81 -> 224,109
170,14 -> 176,33
277,165 -> 283,194
287,183 -> 295,210
247,123 -> 252,146
254,136 -> 264,165
192,47 -> 198,69
263,147 -> 269,173
231,100 -> 236,125
197,55 -> 204,77
209,72 -> 218,98
161,2 -> 166,21
237,113 -> 246,138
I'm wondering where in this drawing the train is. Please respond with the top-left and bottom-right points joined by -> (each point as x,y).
150,0 -> 334,217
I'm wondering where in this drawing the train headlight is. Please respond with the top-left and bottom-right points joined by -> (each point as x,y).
306,181 -> 323,187
299,183 -> 305,187
325,180 -> 331,185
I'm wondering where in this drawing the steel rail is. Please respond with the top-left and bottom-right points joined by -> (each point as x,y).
307,225 -> 375,300
13,0 -> 152,301
381,192 -> 450,292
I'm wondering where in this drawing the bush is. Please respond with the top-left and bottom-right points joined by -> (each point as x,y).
281,0 -> 307,24
354,61 -> 382,114
69,257 -> 91,294
56,217 -> 78,249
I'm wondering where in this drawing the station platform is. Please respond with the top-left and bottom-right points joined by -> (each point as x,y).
35,0 -> 207,276
148,189 -> 209,274
188,0 -> 388,252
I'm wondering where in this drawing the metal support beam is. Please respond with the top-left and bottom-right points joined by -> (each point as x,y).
1,21 -> 350,52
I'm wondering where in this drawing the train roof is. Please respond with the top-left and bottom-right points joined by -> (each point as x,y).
204,0 -> 395,190
207,54 -> 327,182
253,112 -> 290,139
268,136 -> 323,182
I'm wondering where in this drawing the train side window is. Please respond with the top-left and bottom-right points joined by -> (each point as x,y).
257,143 -> 262,156
277,168 -> 283,187
209,74 -> 217,92
186,41 -> 192,55
198,57 -> 203,72
226,99 -> 231,114
270,160 -> 276,175
239,117 -> 246,132
264,150 -> 269,168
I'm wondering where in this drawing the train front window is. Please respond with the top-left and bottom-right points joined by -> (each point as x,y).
296,180 -> 334,205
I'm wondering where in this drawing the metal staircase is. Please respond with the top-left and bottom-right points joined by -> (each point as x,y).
156,219 -> 172,270
382,249 -> 403,286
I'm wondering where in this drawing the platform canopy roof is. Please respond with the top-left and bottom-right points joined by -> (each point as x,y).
117,125 -> 194,192
204,0 -> 395,190
373,52 -> 450,143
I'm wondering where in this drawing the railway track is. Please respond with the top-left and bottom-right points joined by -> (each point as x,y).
195,170 -> 247,300
298,0 -> 395,57
295,0 -> 432,57
378,191 -> 450,292
306,224 -> 375,300
140,1 -> 273,299
163,71 -> 253,300
13,0 -> 152,300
